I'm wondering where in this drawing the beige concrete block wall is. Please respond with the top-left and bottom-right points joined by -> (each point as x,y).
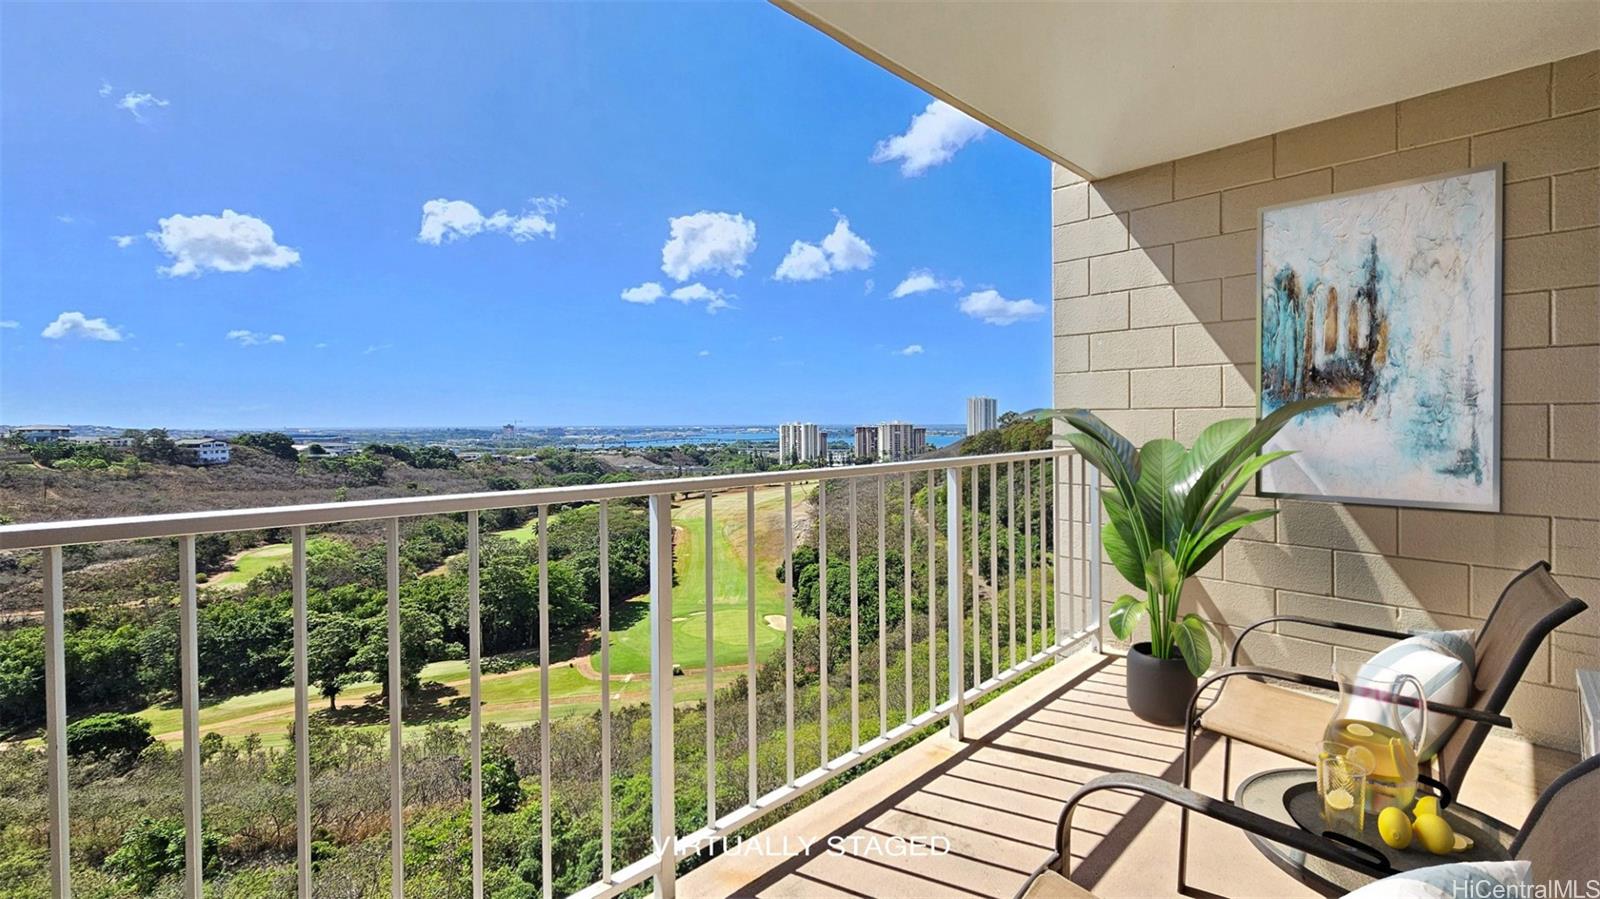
1052,52 -> 1600,751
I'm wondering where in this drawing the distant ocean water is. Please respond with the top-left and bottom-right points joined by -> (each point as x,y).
528,426 -> 965,450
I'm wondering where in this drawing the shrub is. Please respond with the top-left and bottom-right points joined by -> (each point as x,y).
105,817 -> 222,893
65,712 -> 153,760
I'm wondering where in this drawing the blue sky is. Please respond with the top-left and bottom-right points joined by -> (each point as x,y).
0,1 -> 1049,429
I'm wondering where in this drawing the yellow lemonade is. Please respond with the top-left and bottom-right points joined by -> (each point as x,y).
1324,718 -> 1418,812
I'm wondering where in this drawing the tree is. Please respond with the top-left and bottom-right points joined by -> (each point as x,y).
306,612 -> 365,710
355,602 -> 443,700
65,712 -> 153,760
135,428 -> 179,464
197,594 -> 291,695
234,431 -> 299,462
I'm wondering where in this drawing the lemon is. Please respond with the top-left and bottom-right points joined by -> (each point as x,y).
1378,806 -> 1413,849
1413,795 -> 1439,819
1413,813 -> 1455,855
1324,788 -> 1355,811
1345,722 -> 1374,739
1453,833 -> 1474,853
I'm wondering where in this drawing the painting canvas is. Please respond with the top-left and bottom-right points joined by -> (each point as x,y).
1257,165 -> 1501,511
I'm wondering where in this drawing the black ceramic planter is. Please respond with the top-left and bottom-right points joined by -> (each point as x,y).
1125,642 -> 1197,727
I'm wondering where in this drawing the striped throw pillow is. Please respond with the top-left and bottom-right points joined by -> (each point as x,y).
1349,631 -> 1475,761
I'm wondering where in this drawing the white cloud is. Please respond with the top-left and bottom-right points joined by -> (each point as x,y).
669,282 -> 732,313
417,197 -> 562,246
56,215 -> 75,224
42,311 -> 123,341
871,100 -> 987,176
117,91 -> 169,121
314,342 -> 328,349
620,282 -> 665,304
363,343 -> 392,355
111,235 -> 136,249
660,211 -> 756,282
890,269 -> 962,298
697,349 -> 711,357
820,215 -> 874,271
149,209 -> 301,277
773,240 -> 830,282
98,80 -> 113,97
225,329 -> 286,346
774,213 -> 874,281
897,344 -> 925,356
0,320 -> 19,329
863,279 -> 875,295
958,289 -> 1045,326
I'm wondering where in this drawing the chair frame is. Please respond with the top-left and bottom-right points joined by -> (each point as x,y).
1175,560 -> 1587,894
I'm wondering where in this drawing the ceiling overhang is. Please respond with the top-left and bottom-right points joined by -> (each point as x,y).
775,0 -> 1600,178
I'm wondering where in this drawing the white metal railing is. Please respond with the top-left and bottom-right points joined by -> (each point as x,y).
2,447 -> 1101,899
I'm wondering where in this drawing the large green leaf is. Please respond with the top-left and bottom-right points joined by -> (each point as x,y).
1143,548 -> 1181,598
1133,439 -> 1186,552
1064,433 -> 1134,495
1056,409 -> 1139,480
1174,614 -> 1213,677
1101,520 -> 1144,588
1107,594 -> 1148,642
1177,418 -> 1252,523
1198,450 -> 1295,531
1183,508 -> 1278,574
1185,397 -> 1344,523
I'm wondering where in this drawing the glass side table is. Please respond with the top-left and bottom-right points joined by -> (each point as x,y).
1235,767 -> 1517,897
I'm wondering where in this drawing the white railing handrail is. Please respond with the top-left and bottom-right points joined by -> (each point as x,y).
0,447 -> 1071,550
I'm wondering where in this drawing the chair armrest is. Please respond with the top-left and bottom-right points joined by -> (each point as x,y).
1039,771 -> 1391,882
1230,615 -> 1412,665
1186,665 -> 1515,732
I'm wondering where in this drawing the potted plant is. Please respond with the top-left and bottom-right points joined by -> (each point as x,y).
1046,399 -> 1337,725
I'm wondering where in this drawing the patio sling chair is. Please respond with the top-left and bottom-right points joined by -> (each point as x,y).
1176,561 -> 1587,892
1015,753 -> 1600,899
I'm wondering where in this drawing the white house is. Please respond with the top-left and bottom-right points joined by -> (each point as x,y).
175,437 -> 230,466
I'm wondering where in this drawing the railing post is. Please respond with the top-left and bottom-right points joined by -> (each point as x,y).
1088,466 -> 1103,651
647,493 -> 676,898
178,536 -> 203,899
1053,454 -> 1065,654
42,546 -> 70,899
944,467 -> 964,739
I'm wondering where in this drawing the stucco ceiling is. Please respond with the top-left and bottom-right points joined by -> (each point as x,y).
775,0 -> 1600,178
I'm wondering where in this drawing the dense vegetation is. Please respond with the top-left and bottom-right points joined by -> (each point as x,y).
0,418 -> 1060,897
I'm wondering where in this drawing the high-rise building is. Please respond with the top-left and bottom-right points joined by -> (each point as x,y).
911,427 -> 928,456
877,421 -> 922,461
967,396 -> 998,435
852,426 -> 879,461
779,422 -> 823,463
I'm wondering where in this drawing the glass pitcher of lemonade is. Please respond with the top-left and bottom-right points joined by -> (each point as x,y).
1321,661 -> 1427,814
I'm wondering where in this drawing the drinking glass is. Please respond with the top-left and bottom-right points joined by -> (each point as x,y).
1317,740 -> 1373,833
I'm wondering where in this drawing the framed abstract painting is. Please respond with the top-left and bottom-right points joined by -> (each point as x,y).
1256,164 -> 1502,512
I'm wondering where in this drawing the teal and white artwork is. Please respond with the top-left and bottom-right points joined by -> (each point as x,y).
1257,166 -> 1501,511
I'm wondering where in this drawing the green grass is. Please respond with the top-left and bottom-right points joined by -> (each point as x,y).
602,485 -> 807,674
203,543 -> 292,587
493,518 -> 539,543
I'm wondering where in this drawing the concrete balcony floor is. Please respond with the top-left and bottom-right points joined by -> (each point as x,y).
681,652 -> 1575,899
